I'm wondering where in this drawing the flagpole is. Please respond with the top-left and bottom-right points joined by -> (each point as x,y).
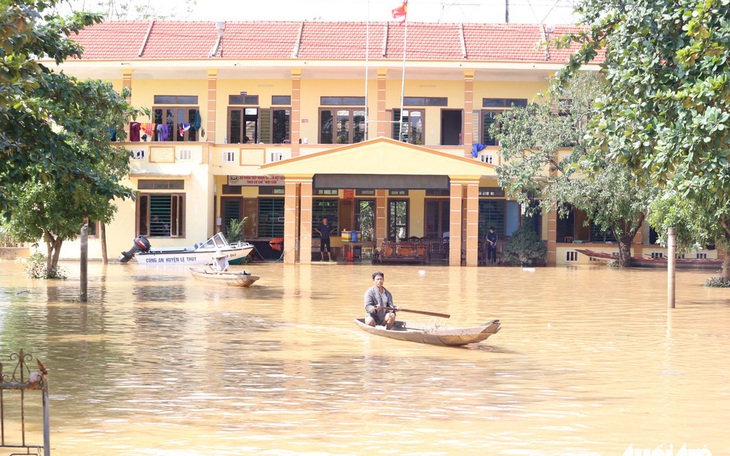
364,0 -> 370,141
398,6 -> 408,142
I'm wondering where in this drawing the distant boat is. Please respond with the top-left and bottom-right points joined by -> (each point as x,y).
188,268 -> 260,287
575,248 -> 724,270
119,232 -> 254,266
354,318 -> 501,347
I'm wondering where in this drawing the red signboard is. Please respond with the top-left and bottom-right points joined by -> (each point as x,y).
343,189 -> 355,200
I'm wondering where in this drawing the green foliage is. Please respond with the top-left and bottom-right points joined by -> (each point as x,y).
53,0 -> 199,20
501,227 -> 547,266
0,223 -> 15,246
226,217 -> 249,244
494,72 -> 658,267
705,276 -> 730,288
25,251 -> 68,279
1,0 -> 143,272
556,0 -> 730,257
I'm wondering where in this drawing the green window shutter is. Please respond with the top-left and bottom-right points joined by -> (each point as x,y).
259,108 -> 271,144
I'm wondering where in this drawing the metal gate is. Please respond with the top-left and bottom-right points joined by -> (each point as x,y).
0,349 -> 50,455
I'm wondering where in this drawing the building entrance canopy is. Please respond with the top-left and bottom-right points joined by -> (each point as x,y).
260,137 -> 495,180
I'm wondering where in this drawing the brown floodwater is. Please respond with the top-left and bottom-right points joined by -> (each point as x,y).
0,259 -> 727,455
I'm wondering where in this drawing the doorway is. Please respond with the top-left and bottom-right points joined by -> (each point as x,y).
440,109 -> 463,145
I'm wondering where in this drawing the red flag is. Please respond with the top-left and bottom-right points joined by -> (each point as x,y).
392,0 -> 407,23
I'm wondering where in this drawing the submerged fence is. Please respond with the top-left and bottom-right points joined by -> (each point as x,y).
0,349 -> 50,455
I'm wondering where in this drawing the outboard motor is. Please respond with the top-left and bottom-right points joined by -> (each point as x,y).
119,236 -> 151,263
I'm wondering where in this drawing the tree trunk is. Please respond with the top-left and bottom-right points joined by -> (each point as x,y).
44,230 -> 64,278
616,235 -> 634,268
101,222 -> 108,264
723,256 -> 730,281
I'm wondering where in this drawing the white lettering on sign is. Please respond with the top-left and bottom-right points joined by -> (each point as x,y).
228,175 -> 284,186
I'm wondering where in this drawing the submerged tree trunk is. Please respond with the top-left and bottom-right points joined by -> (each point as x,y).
44,230 -> 64,278
616,236 -> 634,268
613,217 -> 643,268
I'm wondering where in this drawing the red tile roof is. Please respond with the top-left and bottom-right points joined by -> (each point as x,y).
70,20 -> 589,63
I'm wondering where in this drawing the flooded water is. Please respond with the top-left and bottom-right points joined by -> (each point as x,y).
0,259 -> 728,455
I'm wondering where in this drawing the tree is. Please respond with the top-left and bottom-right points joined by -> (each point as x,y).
555,0 -> 730,278
54,0 -> 198,20
2,0 -> 108,213
1,0 -> 140,274
494,72 -> 659,267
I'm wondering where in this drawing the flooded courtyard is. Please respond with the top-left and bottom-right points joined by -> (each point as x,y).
0,260 -> 727,455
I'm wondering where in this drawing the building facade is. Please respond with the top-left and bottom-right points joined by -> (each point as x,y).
46,20 -> 716,266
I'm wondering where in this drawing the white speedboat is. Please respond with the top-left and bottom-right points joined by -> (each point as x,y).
119,232 -> 254,265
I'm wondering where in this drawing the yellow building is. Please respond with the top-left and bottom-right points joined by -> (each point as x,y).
47,20 -> 711,266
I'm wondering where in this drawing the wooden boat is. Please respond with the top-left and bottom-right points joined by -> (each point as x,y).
119,232 -> 254,265
189,268 -> 260,287
575,248 -> 724,270
354,318 -> 500,347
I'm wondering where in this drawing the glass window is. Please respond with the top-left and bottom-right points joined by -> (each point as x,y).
478,98 -> 528,146
229,107 -> 290,144
319,108 -> 365,145
321,96 -> 366,105
481,110 -> 500,146
228,95 -> 260,105
388,200 -> 409,241
392,109 -> 424,144
76,220 -> 98,237
272,95 -> 291,105
313,198 -> 339,237
478,200 -> 505,240
154,95 -> 198,105
356,200 -> 375,241
258,198 -> 284,238
403,97 -> 447,106
137,193 -> 185,238
482,98 -> 527,108
153,107 -> 200,142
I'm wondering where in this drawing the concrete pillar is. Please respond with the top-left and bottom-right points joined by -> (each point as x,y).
299,179 -> 313,264
376,189 -> 388,249
291,69 -> 302,156
207,69 -> 218,143
283,180 -> 300,264
377,69 -> 388,138
465,181 -> 479,266
449,181 -> 463,266
122,69 -> 133,138
463,70 -> 475,156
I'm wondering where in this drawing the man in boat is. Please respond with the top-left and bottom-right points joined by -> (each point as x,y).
212,249 -> 230,272
364,271 -> 397,330
315,217 -> 334,261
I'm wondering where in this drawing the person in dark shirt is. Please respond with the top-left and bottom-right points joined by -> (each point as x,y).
315,217 -> 334,261
486,226 -> 498,265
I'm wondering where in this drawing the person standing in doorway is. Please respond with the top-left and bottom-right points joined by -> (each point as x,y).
315,217 -> 333,261
486,226 -> 498,265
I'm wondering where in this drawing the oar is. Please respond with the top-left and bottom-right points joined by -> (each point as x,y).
394,307 -> 450,319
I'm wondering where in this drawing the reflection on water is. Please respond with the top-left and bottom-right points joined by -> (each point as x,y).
0,261 -> 728,455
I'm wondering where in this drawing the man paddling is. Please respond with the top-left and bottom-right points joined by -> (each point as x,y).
364,271 -> 397,330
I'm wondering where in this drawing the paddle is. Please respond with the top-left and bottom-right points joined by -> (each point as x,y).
393,307 -> 450,319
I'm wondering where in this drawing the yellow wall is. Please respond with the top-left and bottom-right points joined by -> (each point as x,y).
52,67 -> 563,261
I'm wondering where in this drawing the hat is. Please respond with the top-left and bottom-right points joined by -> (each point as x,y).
213,249 -> 226,259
